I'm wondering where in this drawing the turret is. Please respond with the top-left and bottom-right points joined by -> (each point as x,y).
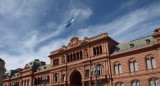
153,27 -> 160,43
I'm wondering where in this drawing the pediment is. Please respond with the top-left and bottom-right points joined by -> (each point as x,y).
68,37 -> 81,47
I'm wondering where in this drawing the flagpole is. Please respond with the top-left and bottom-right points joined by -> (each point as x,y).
73,14 -> 75,37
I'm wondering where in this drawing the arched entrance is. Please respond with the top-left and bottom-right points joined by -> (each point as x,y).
70,70 -> 82,86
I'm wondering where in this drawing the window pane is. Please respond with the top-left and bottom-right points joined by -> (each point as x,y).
62,74 -> 65,81
115,65 -> 118,74
118,64 -> 122,73
100,45 -> 102,54
120,83 -> 123,86
100,66 -> 102,75
147,58 -> 151,69
137,81 -> 140,86
150,79 -> 154,86
134,61 -> 138,71
97,46 -> 99,55
132,81 -> 135,86
115,83 -> 119,86
97,65 -> 102,75
155,79 -> 159,86
80,51 -> 83,59
86,70 -> 89,77
151,58 -> 156,68
130,62 -> 134,72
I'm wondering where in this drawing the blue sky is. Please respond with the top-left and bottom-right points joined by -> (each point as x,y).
0,0 -> 160,71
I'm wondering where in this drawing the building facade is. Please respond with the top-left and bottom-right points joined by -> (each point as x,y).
0,58 -> 6,86
3,28 -> 160,86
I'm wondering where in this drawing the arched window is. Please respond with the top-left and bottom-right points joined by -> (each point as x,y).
134,61 -> 138,71
93,47 -> 96,56
34,78 -> 37,85
100,45 -> 102,54
25,80 -> 27,86
149,78 -> 159,86
28,79 -> 30,86
129,60 -> 138,72
54,73 -> 58,82
146,57 -> 156,69
70,54 -> 73,61
114,63 -> 122,74
80,51 -> 83,59
118,64 -> 122,73
131,80 -> 140,86
97,46 -> 99,55
67,55 -> 69,62
47,75 -> 50,83
115,82 -> 123,86
73,53 -> 76,60
22,80 -> 24,86
151,58 -> 156,68
97,64 -> 102,75
114,65 -> 118,74
77,52 -> 79,60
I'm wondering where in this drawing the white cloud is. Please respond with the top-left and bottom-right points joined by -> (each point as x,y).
2,36 -> 73,70
69,8 -> 93,22
121,0 -> 138,8
1,0 -> 160,71
78,2 -> 160,42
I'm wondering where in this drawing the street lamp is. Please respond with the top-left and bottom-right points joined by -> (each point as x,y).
91,65 -> 101,86
42,76 -> 47,86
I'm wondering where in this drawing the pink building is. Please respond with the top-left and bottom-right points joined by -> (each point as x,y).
3,28 -> 160,86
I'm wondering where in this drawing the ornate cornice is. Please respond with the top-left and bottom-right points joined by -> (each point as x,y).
49,33 -> 109,57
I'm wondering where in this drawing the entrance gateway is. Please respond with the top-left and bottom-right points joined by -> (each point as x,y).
70,70 -> 82,86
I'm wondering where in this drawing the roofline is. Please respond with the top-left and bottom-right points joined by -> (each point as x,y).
117,35 -> 153,45
109,43 -> 158,57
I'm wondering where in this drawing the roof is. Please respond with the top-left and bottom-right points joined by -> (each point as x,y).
5,70 -> 19,78
0,58 -> 4,62
111,36 -> 155,54
36,64 -> 50,72
11,72 -> 20,78
25,59 -> 41,69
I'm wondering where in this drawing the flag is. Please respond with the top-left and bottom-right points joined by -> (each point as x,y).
65,16 -> 74,28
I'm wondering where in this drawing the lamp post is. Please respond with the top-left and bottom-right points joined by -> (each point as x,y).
91,65 -> 100,86
42,76 -> 47,86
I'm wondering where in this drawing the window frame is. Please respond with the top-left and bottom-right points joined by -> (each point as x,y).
146,56 -> 156,69
149,78 -> 159,86
129,59 -> 138,72
114,62 -> 122,74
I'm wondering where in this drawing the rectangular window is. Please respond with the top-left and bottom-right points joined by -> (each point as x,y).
54,74 -> 58,82
62,74 -> 66,81
130,62 -> 134,72
86,70 -> 89,77
151,58 -> 156,68
147,58 -> 151,69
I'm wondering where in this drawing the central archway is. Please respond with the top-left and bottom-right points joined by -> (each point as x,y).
70,70 -> 82,86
